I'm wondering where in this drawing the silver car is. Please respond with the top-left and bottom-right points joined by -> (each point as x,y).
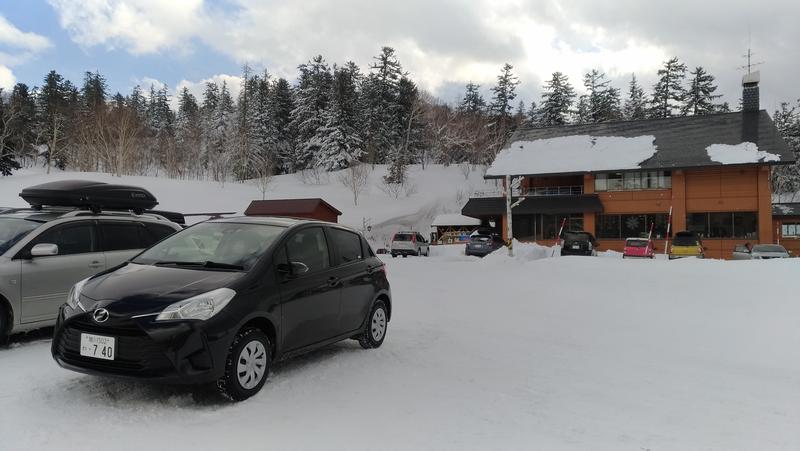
390,231 -> 430,257
0,209 -> 181,341
732,243 -> 792,260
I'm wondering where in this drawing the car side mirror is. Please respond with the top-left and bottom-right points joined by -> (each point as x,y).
31,243 -> 59,257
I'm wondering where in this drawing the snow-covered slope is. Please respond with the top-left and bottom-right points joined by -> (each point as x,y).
0,165 -> 496,247
1,255 -> 799,450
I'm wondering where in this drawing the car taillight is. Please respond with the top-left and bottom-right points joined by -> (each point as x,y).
411,235 -> 416,243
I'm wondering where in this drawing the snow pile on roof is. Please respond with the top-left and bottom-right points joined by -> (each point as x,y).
706,142 -> 780,165
430,213 -> 481,227
774,204 -> 795,215
486,135 -> 658,177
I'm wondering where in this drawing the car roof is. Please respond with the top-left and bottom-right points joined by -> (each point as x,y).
209,215 -> 342,229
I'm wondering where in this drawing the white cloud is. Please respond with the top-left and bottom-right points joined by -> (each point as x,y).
47,0 -> 206,55
0,65 -> 15,90
0,14 -> 52,90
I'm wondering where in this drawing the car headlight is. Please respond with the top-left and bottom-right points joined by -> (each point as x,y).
66,278 -> 89,311
156,288 -> 236,321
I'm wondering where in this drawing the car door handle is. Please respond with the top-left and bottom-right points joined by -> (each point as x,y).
89,261 -> 103,269
327,277 -> 340,288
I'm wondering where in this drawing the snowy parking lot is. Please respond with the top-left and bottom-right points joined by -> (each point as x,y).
2,252 -> 799,450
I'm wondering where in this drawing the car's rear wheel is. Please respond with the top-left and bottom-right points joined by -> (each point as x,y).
217,328 -> 271,401
359,300 -> 388,349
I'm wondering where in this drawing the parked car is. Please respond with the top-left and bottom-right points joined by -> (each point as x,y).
623,237 -> 655,259
560,231 -> 598,256
465,234 -> 504,257
52,217 -> 391,401
390,231 -> 429,257
669,231 -> 704,259
0,208 -> 181,343
732,243 -> 791,260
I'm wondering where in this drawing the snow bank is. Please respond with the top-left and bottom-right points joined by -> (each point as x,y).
486,135 -> 657,176
706,142 -> 780,164
481,239 -> 555,262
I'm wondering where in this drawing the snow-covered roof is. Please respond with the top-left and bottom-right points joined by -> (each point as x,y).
484,111 -> 795,178
706,142 -> 779,165
431,214 -> 481,227
486,135 -> 657,177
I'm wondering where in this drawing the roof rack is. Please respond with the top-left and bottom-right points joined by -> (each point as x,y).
59,209 -> 170,222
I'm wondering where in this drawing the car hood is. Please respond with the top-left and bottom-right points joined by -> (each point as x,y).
81,262 -> 243,311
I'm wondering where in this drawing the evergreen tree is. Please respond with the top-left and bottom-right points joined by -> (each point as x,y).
489,63 -> 520,124
127,85 -> 148,119
290,55 -> 333,169
682,66 -> 722,116
81,70 -> 107,115
270,77 -> 295,173
36,70 -> 73,171
6,83 -> 36,161
525,101 -> 539,127
458,82 -> 485,115
539,72 -> 576,126
649,57 -> 687,118
360,47 -> 405,165
623,74 -> 648,120
576,69 -> 621,124
395,76 -> 425,167
0,91 -> 21,175
175,87 -> 202,175
314,63 -> 363,170
772,102 -> 800,194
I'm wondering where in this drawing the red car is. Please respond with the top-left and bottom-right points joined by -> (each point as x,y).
623,237 -> 655,259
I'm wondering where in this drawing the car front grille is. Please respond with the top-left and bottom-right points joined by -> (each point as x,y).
56,318 -> 174,377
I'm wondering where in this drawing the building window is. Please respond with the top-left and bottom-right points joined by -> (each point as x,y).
512,214 -> 583,240
596,213 -> 670,239
782,223 -> 800,237
594,171 -> 671,191
685,212 -> 758,239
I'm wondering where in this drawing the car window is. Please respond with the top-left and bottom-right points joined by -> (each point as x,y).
286,227 -> 330,274
0,218 -> 40,254
672,234 -> 698,246
362,237 -> 376,257
31,222 -> 96,255
101,222 -> 143,252
329,228 -> 363,265
141,223 -> 177,247
752,244 -> 786,253
393,233 -> 413,241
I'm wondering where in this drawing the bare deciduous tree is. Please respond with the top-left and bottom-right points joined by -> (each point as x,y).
338,162 -> 369,206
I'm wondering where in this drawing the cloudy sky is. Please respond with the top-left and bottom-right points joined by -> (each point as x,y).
1,0 -> 798,110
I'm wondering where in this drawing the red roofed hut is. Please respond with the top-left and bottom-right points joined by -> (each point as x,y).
244,198 -> 342,223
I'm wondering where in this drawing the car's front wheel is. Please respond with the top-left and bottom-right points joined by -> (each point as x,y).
359,300 -> 388,349
217,327 -> 272,401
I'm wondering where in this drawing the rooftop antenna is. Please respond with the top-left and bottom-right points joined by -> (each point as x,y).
737,31 -> 764,74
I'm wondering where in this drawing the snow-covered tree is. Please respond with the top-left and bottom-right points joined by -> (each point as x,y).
489,63 -> 520,124
772,102 -> 800,195
623,75 -> 648,120
525,101 -> 539,127
313,62 -> 363,170
175,87 -> 202,176
359,47 -> 405,165
539,72 -> 576,126
290,55 -> 333,170
682,66 -> 722,116
649,57 -> 687,118
269,77 -> 295,173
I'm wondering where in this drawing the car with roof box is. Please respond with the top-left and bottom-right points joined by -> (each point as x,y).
0,181 -> 183,343
51,216 -> 391,401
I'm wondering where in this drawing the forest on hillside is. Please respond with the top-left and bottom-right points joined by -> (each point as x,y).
1,46 -> 799,193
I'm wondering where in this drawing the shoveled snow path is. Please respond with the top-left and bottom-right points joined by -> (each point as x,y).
1,256 -> 799,450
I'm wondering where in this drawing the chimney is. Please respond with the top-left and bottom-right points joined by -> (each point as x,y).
742,70 -> 760,113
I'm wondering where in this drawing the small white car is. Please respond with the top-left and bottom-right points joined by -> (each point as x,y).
390,232 -> 429,258
732,243 -> 791,260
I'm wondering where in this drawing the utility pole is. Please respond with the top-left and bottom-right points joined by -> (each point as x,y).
505,175 -> 525,257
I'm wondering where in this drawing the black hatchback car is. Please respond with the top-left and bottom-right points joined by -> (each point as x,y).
559,231 -> 598,256
52,217 -> 391,401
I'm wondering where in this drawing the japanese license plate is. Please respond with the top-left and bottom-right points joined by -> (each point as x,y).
79,333 -> 116,361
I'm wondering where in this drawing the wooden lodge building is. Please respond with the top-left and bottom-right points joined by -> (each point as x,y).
462,72 -> 796,259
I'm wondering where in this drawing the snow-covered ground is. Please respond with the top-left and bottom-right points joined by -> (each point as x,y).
0,164 -> 496,248
1,253 -> 799,450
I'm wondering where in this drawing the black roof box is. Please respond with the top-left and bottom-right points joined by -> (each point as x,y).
20,180 -> 158,213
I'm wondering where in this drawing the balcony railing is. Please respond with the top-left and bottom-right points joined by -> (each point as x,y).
472,185 -> 584,198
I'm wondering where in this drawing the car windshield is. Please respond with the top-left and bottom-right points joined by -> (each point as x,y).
672,234 -> 698,246
394,233 -> 413,241
133,222 -> 286,271
0,218 -> 40,255
626,239 -> 648,247
752,244 -> 787,253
